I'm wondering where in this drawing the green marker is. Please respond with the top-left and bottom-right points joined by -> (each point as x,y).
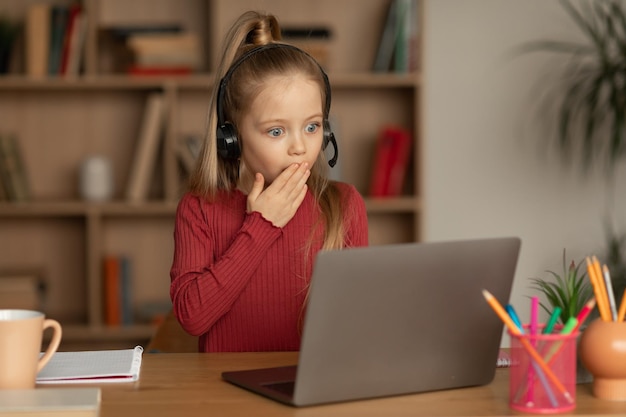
540,316 -> 579,366
559,316 -> 578,335
542,307 -> 562,334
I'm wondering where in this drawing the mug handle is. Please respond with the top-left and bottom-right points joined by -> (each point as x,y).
37,319 -> 63,373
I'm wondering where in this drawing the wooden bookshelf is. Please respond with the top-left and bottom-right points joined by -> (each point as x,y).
0,0 -> 421,349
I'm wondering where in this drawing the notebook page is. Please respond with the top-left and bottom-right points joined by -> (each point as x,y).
37,345 -> 143,384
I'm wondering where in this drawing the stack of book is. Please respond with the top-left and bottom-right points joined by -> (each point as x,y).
122,29 -> 201,76
25,2 -> 87,78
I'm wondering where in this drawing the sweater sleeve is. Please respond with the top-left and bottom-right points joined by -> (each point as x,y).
169,193 -> 283,336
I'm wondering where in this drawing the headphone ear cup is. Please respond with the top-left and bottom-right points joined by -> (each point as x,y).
216,122 -> 240,159
323,119 -> 332,150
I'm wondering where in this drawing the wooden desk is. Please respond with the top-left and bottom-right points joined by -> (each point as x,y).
85,352 -> 626,416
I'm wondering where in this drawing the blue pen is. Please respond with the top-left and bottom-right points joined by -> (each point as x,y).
505,304 -> 524,332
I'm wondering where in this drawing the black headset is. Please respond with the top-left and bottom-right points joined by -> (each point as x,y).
215,43 -> 338,168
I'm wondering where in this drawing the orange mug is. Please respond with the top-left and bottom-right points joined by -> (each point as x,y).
0,309 -> 62,389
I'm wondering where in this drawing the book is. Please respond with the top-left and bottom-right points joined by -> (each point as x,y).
386,127 -> 412,196
37,346 -> 143,384
119,256 -> 133,326
0,134 -> 31,202
373,0 -> 399,72
107,24 -> 183,40
125,93 -> 166,202
59,3 -> 81,75
127,65 -> 192,76
407,0 -> 420,72
48,5 -> 69,76
126,32 -> 199,55
393,0 -> 412,73
126,32 -> 201,73
0,387 -> 100,417
62,4 -> 87,77
25,3 -> 51,78
102,254 -> 133,326
103,256 -> 121,326
368,126 -> 412,197
395,0 -> 419,73
0,17 -> 19,74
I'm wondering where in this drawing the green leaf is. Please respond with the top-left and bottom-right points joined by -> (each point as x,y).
528,249 -> 593,324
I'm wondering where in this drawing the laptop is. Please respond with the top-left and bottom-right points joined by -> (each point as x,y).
222,237 -> 521,406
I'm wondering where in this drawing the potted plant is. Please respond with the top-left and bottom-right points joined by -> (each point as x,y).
520,0 -> 626,177
529,249 -> 594,324
529,249 -> 595,383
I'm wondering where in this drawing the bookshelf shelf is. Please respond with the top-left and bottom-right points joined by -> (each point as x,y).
0,72 -> 419,90
365,197 -> 421,213
0,201 -> 177,217
0,0 -> 422,349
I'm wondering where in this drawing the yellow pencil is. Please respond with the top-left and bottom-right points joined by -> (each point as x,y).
592,257 -> 609,315
586,257 -> 610,321
481,289 -> 573,404
617,289 -> 626,322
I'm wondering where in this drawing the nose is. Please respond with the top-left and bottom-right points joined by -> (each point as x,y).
288,132 -> 306,155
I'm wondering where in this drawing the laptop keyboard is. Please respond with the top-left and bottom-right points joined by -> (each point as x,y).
262,381 -> 295,396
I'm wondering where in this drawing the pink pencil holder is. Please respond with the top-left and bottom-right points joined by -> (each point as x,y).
508,329 -> 578,414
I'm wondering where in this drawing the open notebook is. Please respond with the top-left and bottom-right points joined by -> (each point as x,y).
37,345 -> 143,384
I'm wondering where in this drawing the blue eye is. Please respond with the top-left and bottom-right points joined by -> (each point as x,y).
306,123 -> 320,133
268,128 -> 283,137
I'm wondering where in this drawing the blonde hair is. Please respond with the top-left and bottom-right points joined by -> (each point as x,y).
188,11 -> 345,250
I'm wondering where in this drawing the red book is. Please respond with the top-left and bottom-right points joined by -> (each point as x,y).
59,3 -> 81,75
386,127 -> 412,196
103,256 -> 121,326
369,126 -> 412,197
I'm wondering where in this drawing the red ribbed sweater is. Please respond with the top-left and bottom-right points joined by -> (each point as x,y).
169,182 -> 368,352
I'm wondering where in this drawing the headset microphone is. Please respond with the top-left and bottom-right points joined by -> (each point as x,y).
324,128 -> 338,168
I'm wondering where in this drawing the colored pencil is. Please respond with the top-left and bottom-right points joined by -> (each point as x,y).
602,264 -> 618,321
543,317 -> 578,364
527,296 -> 539,404
505,304 -> 524,331
543,307 -> 562,334
574,298 -> 596,331
618,290 -> 626,322
586,257 -> 610,321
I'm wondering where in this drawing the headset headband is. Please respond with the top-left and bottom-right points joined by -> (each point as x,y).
216,43 -> 332,127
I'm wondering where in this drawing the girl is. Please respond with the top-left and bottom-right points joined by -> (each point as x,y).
170,10 -> 369,352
